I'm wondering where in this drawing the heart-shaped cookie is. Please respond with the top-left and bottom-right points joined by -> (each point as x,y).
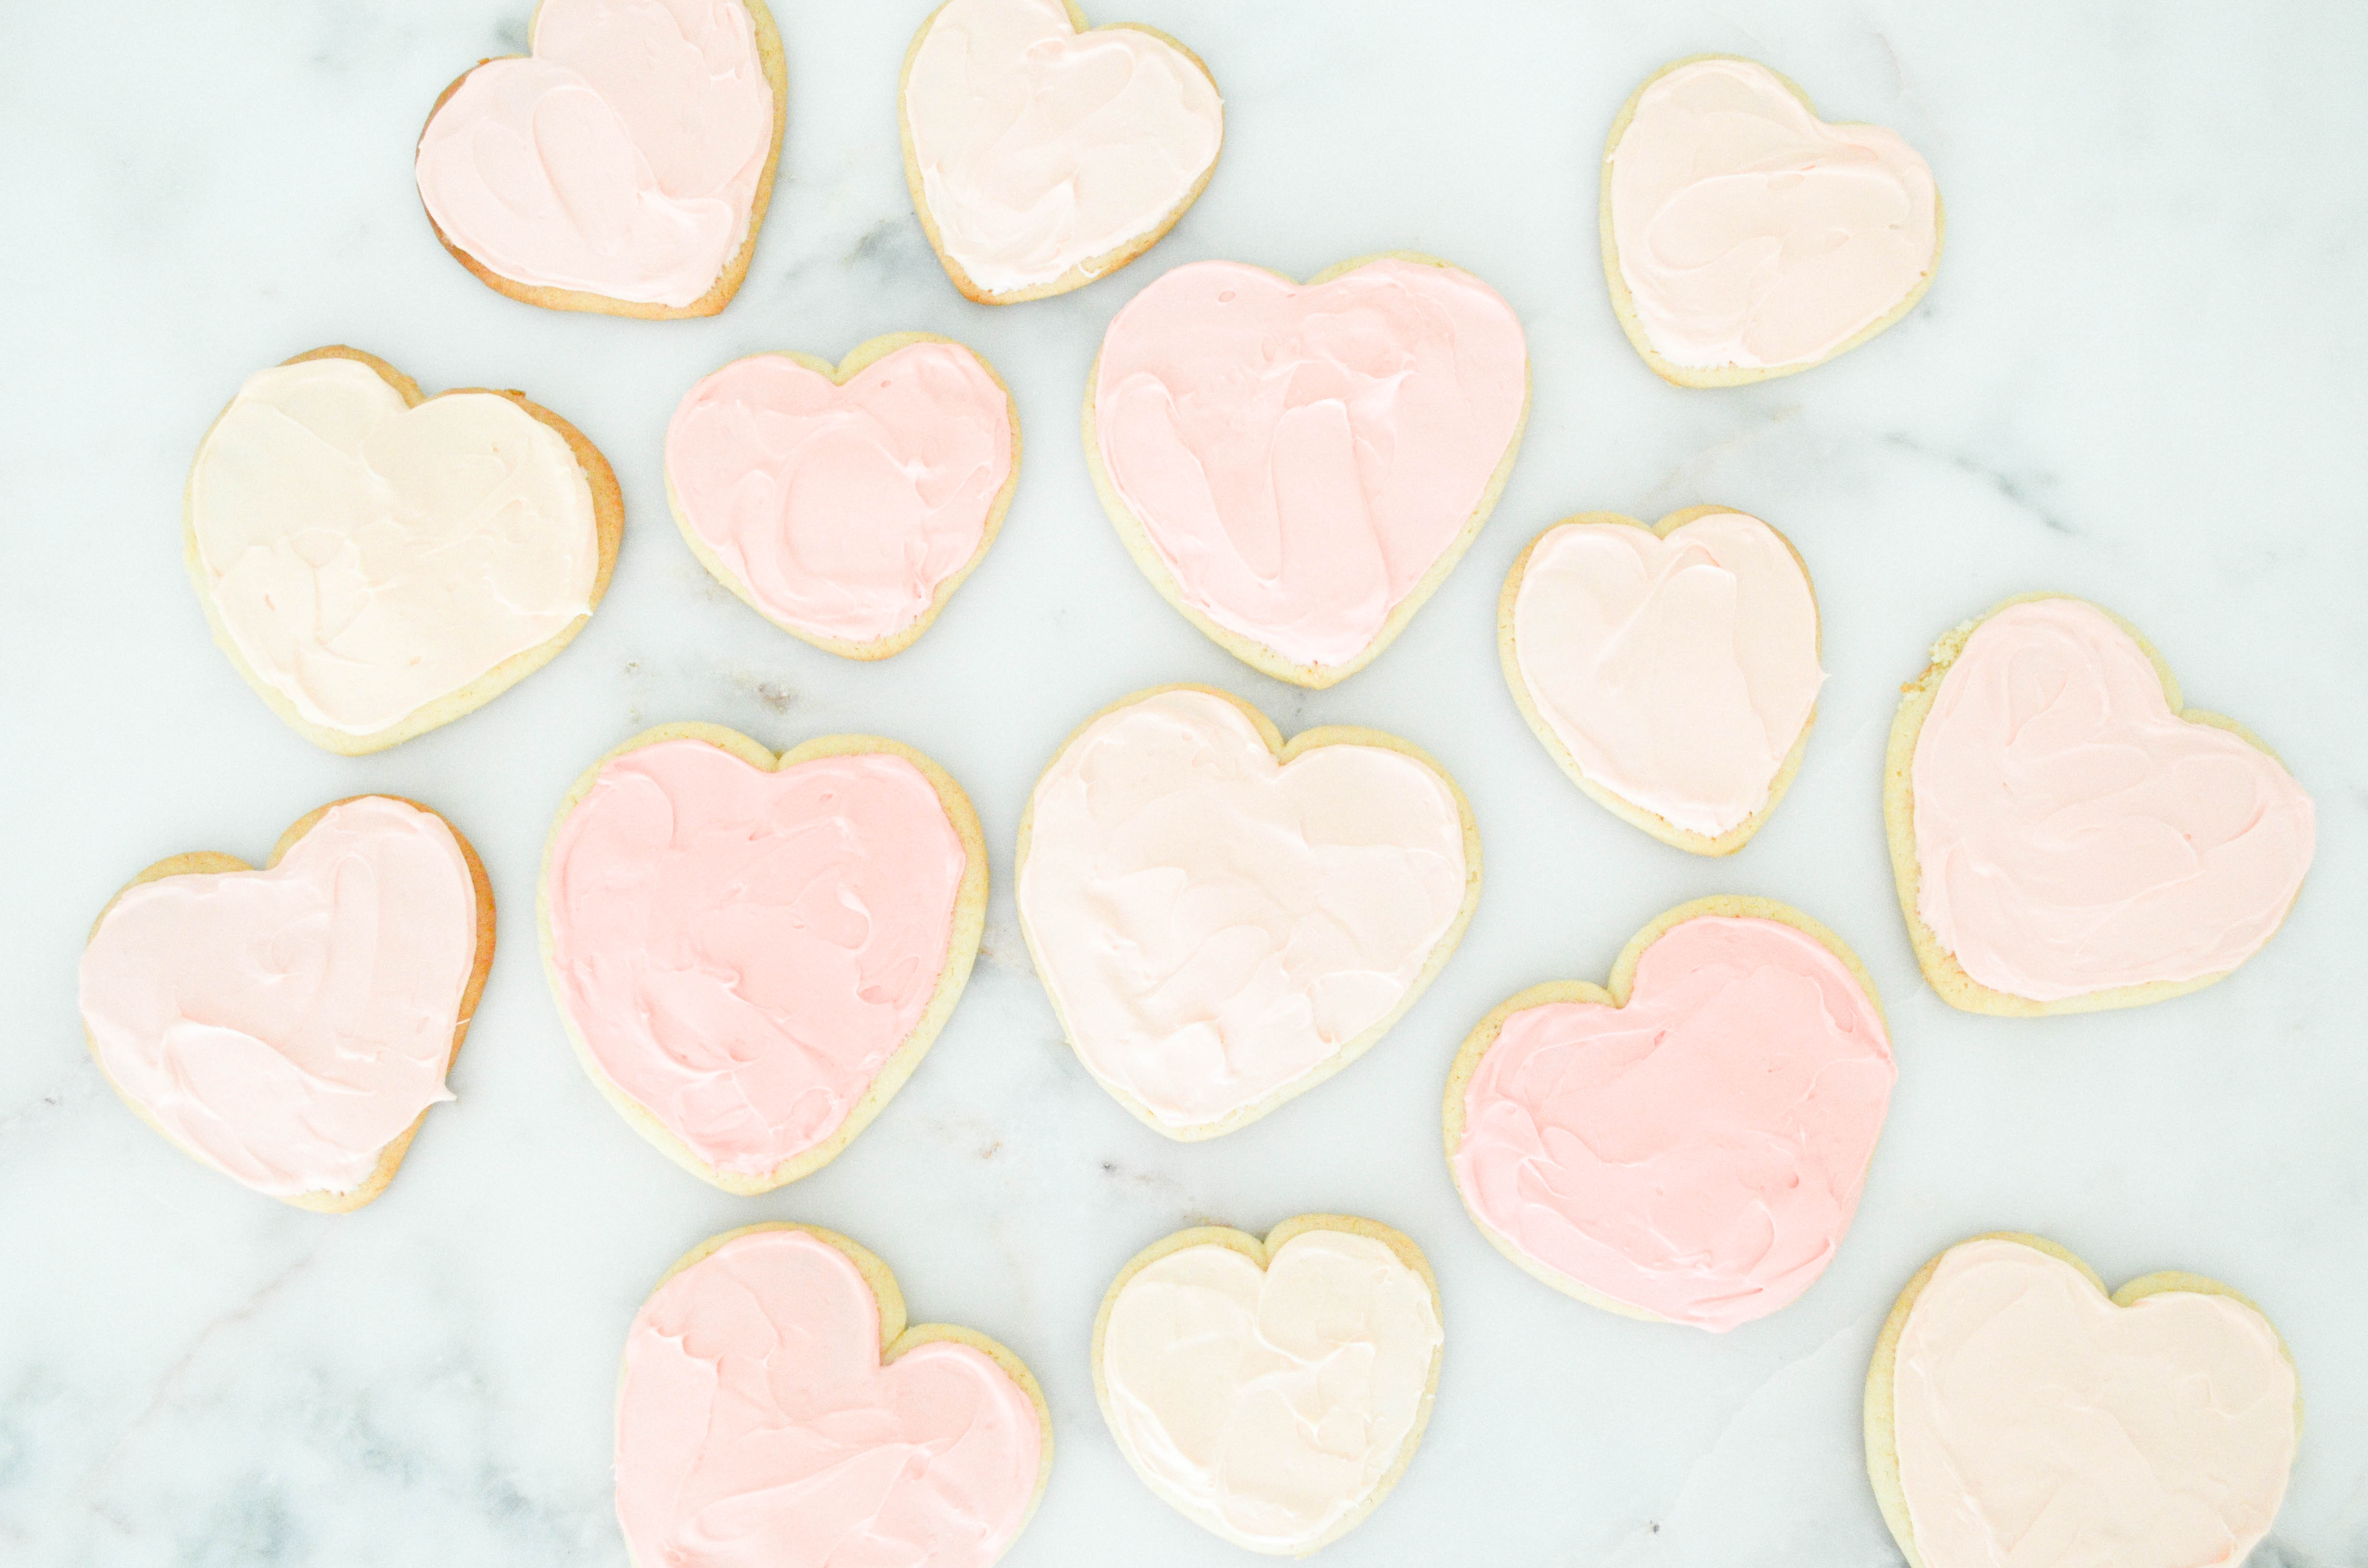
1446,897 -> 1892,1331
415,0 -> 786,317
78,795 -> 493,1211
665,334 -> 1021,657
1866,1234 -> 2299,1568
619,1224 -> 1050,1568
542,724 -> 986,1192
1887,595 -> 2315,1015
1015,686 -> 1478,1138
186,346 -> 621,755
1501,506 -> 1823,853
1088,254 -> 1530,685
1094,1216 -> 1443,1555
1603,55 -> 1944,386
900,0 -> 1222,304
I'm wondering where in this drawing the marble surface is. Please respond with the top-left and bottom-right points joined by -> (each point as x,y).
3,2 -> 2364,1564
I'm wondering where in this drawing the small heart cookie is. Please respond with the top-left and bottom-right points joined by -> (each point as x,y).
619,1224 -> 1050,1568
1088,254 -> 1530,685
1887,595 -> 2315,1014
1094,1216 -> 1443,1556
1446,898 -> 1892,1331
1016,686 -> 1478,1138
1603,55 -> 1943,385
186,347 -> 621,755
415,0 -> 786,316
1866,1234 -> 2299,1568
542,724 -> 986,1192
900,0 -> 1223,304
1501,506 -> 1823,853
78,795 -> 493,1211
665,334 -> 1020,657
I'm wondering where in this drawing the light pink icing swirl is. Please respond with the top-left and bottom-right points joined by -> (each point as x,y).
617,1228 -> 1042,1568
1453,916 -> 1892,1331
544,739 -> 965,1176
1911,600 -> 2315,1001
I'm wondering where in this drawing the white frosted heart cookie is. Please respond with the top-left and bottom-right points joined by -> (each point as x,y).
1093,1215 -> 1443,1556
1603,55 -> 1943,386
1887,594 -> 2315,1015
1500,506 -> 1822,853
618,1224 -> 1050,1568
541,723 -> 987,1193
1087,254 -> 1529,686
1446,897 -> 1892,1331
1015,686 -> 1479,1139
900,0 -> 1222,304
415,0 -> 786,317
665,333 -> 1020,658
186,346 -> 621,755
1866,1234 -> 2299,1568
78,795 -> 494,1212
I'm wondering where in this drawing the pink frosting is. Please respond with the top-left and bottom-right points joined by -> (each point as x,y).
415,0 -> 776,308
544,739 -> 965,1176
617,1228 -> 1042,1568
666,344 -> 1014,644
1911,600 -> 2316,1002
1453,916 -> 1893,1331
1093,258 -> 1528,668
78,797 -> 477,1198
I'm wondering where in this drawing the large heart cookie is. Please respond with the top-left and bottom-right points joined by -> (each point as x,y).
78,795 -> 493,1211
665,334 -> 1020,657
1446,898 -> 1892,1330
619,1225 -> 1049,1568
1094,1216 -> 1443,1555
543,724 -> 986,1192
900,0 -> 1222,304
1603,55 -> 1943,386
1867,1234 -> 2299,1568
415,0 -> 785,316
1015,686 -> 1478,1138
1887,595 -> 2315,1014
1088,255 -> 1530,685
1501,506 -> 1823,853
186,347 -> 620,755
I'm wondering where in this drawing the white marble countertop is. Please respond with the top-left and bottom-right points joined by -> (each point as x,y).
3,2 -> 2364,1564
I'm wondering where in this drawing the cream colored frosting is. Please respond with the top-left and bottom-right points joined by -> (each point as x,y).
188,357 -> 599,737
78,798 -> 476,1198
1511,511 -> 1822,836
1608,57 -> 1938,371
904,0 -> 1221,295
1094,257 -> 1528,668
1102,1231 -> 1441,1553
1893,1237 -> 2297,1568
666,343 -> 1013,644
617,1228 -> 1042,1568
415,0 -> 776,307
1017,689 -> 1468,1131
1911,599 -> 2315,1001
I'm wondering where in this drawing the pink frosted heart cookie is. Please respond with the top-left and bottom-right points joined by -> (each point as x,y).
415,0 -> 786,317
1603,55 -> 1943,385
541,724 -> 986,1191
78,795 -> 494,1211
1087,254 -> 1530,685
1887,595 -> 2315,1014
900,0 -> 1222,303
1016,686 -> 1479,1138
619,1224 -> 1050,1568
1501,506 -> 1823,854
1867,1234 -> 2299,1568
1445,898 -> 1892,1330
665,335 -> 1020,657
